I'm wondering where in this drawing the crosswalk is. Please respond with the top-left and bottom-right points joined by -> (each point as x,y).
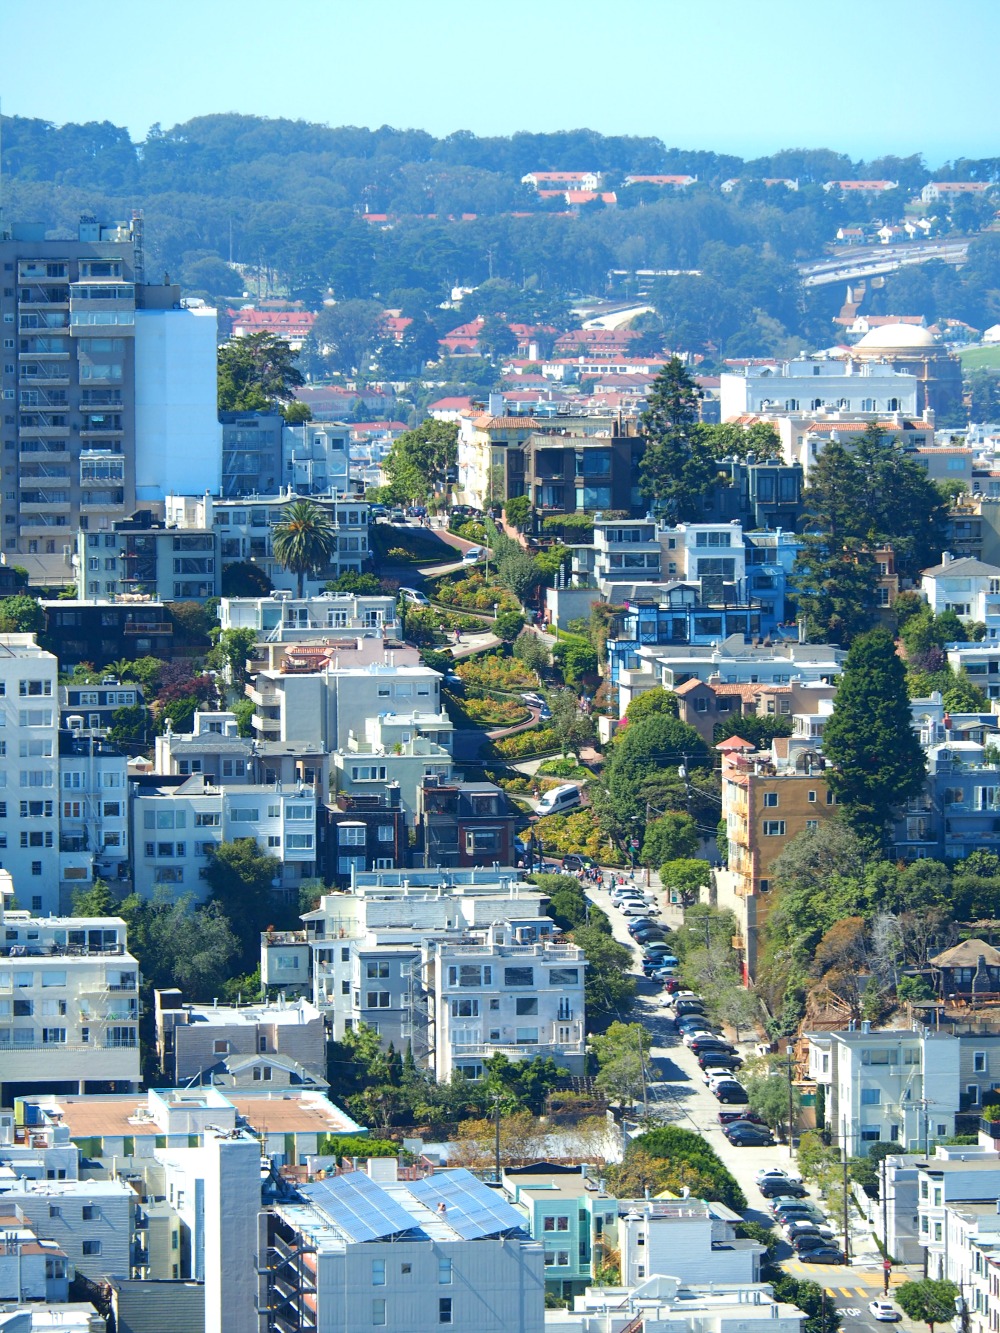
781,1263 -> 910,1298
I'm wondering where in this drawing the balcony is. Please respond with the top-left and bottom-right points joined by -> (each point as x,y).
80,497 -> 125,513
80,427 -> 125,439
253,712 -> 281,735
18,293 -> 69,310
20,500 -> 70,514
19,427 -> 71,441
19,373 -> 70,387
123,622 -> 172,635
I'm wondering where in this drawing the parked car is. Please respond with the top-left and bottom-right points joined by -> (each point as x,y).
714,1084 -> 749,1105
398,587 -> 429,605
698,1052 -> 743,1073
689,1036 -> 734,1055
725,1123 -> 775,1146
868,1302 -> 902,1323
756,1167 -> 802,1186
759,1179 -> 807,1199
786,1220 -> 835,1242
799,1246 -> 845,1264
663,977 -> 681,994
620,903 -> 652,918
461,545 -> 485,564
791,1230 -> 836,1253
719,1109 -> 765,1126
521,692 -> 545,709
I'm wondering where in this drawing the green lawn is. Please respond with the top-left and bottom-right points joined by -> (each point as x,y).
959,345 -> 1000,370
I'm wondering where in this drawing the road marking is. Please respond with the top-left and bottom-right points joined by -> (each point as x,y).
840,1287 -> 855,1296
836,1308 -> 861,1318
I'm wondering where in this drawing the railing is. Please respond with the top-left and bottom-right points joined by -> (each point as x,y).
123,622 -> 172,634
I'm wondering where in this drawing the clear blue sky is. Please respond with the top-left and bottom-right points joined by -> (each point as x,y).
1,0 -> 997,164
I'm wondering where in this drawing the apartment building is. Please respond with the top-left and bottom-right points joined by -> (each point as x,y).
720,357 -> 918,421
0,894 -> 140,1103
0,216 -> 220,583
74,510 -> 218,602
618,1198 -> 764,1290
915,1153 -> 1000,1279
219,409 -> 283,497
265,1160 -> 544,1333
547,1279 -> 809,1333
283,420 -> 351,495
0,1203 -> 70,1302
0,1178 -> 136,1282
675,678 -> 835,747
0,635 -> 60,908
319,790 -> 407,885
922,555 -> 1000,634
425,925 -> 587,1081
153,988 -> 326,1085
219,590 -> 399,642
807,1025 -> 961,1156
333,724 -> 454,817
58,679 -> 143,731
246,644 -> 440,750
58,728 -> 129,894
416,777 -> 520,869
40,597 -> 174,668
164,491 -> 370,594
131,776 -> 317,901
502,1165 -> 618,1300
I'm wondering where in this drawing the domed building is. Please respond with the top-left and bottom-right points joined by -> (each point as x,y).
851,322 -> 964,424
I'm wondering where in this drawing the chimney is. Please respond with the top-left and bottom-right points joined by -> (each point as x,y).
861,1020 -> 871,1033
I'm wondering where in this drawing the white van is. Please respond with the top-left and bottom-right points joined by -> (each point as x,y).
536,783 -> 581,816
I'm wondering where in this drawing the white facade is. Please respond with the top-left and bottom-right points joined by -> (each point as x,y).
0,900 -> 139,1099
132,778 -> 316,902
0,1179 -> 135,1280
809,1026 -> 961,1156
201,1129 -> 261,1333
58,731 -> 129,893
282,421 -> 350,495
922,556 -> 1000,630
618,1199 -> 763,1288
592,519 -> 661,585
427,926 -> 587,1081
219,591 -> 399,641
915,1153 -> 1000,1280
0,637 -> 60,911
134,306 -> 222,501
546,1279 -> 808,1333
720,357 -> 918,420
662,521 -> 748,590
155,990 -> 326,1085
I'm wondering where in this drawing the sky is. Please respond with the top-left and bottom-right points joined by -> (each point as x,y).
1,0 -> 998,164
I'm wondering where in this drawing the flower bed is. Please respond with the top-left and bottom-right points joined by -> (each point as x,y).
533,809 -> 621,865
487,725 -> 560,760
431,571 -> 521,613
459,696 -> 532,727
456,653 -> 538,693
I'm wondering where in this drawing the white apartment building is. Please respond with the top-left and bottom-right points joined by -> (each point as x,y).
58,728 -> 129,897
662,521 -> 748,592
164,490 -> 370,593
282,420 -> 350,495
591,519 -> 661,586
922,555 -> 1000,634
0,1204 -> 70,1303
942,1199 -> 1000,1333
618,1199 -> 764,1289
0,894 -> 140,1102
426,925 -> 587,1081
546,1278 -> 808,1333
247,651 -> 441,750
131,777 -> 317,901
720,357 -> 918,421
914,1153 -> 1000,1280
334,717 -> 454,816
219,590 -> 399,642
0,1178 -> 136,1281
0,636 -> 60,911
807,1025 -> 961,1156
266,1160 -> 544,1333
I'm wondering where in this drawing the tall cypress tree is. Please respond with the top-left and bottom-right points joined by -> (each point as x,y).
639,358 -> 720,520
822,627 -> 926,846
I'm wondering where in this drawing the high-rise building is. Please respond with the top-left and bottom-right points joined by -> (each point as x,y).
0,215 -> 221,583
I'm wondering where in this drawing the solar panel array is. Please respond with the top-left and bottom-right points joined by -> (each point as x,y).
302,1171 -> 417,1243
409,1168 -> 526,1240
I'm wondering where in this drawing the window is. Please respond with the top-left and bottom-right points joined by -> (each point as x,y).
515,997 -> 538,1015
447,964 -> 491,988
286,833 -> 313,850
968,1083 -> 981,1106
438,1257 -> 452,1285
372,1299 -> 386,1326
762,820 -> 786,836
229,807 -> 259,822
763,792 -> 779,808
543,1215 -> 570,1231
808,790 -> 817,802
861,1087 -> 881,1105
805,819 -> 818,830
82,1241 -> 101,1256
515,1027 -> 539,1044
82,1205 -> 97,1220
378,824 -> 394,841
451,998 -> 479,1018
367,961 -> 390,979
371,1259 -> 385,1286
439,1298 -> 453,1324
504,966 -> 534,987
975,1051 -> 987,1073
340,825 -> 366,846
366,991 -> 390,1008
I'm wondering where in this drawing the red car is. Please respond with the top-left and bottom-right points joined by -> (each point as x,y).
719,1109 -> 764,1126
663,977 -> 681,994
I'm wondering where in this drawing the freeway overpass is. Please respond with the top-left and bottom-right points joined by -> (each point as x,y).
798,238 -> 969,287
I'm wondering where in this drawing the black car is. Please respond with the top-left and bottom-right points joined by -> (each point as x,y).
719,1109 -> 765,1126
698,1052 -> 742,1072
791,1229 -> 833,1252
716,1086 -> 749,1105
800,1246 -> 845,1264
689,1038 -> 734,1056
562,854 -> 596,872
759,1179 -> 807,1199
627,920 -> 656,937
725,1124 -> 774,1146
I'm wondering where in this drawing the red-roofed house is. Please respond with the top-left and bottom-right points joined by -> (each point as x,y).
382,313 -> 413,343
428,396 -> 474,423
439,318 -> 484,356
553,328 -> 640,355
922,181 -> 990,203
823,180 -> 899,193
522,171 -> 601,192
624,174 -> 697,188
229,307 -> 317,350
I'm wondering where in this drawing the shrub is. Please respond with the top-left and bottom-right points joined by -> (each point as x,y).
532,809 -> 622,865
457,653 -> 538,693
488,726 -> 561,759
431,572 -> 521,613
460,697 -> 531,727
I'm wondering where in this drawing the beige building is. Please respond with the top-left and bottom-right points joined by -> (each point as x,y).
675,678 -> 835,747
719,737 -> 835,979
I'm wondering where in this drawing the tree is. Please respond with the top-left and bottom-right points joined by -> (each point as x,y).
493,610 -> 525,643
0,594 -> 44,635
638,359 -> 720,520
551,636 -> 598,687
310,299 -> 385,375
628,1125 -> 746,1211
209,627 -> 259,688
282,400 -> 312,425
823,628 -> 927,844
741,1053 -> 801,1134
624,688 -> 678,723
546,687 -> 596,757
895,1281 -> 959,1333
204,839 -> 283,971
714,983 -> 761,1041
659,857 -> 711,905
382,420 -> 458,506
641,812 -> 699,867
590,1021 -> 652,1109
272,500 -> 339,595
570,925 -> 636,1027
512,630 -> 549,675
504,495 -> 532,531
217,332 -> 304,411
221,561 -> 273,598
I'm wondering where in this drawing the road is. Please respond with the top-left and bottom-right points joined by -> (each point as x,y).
797,238 -> 968,287
584,877 -> 923,1323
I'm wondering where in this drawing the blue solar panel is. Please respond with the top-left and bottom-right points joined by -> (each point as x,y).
409,1168 -> 525,1239
302,1171 -> 417,1242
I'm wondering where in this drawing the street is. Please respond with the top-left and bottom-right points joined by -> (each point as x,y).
583,877 -> 923,1326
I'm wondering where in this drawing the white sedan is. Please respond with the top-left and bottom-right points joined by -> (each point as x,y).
868,1302 -> 901,1323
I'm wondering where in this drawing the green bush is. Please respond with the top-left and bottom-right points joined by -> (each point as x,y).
631,1125 -> 746,1212
457,653 -> 538,693
488,726 -> 561,759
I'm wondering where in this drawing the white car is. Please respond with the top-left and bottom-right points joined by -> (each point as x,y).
704,1067 -> 738,1085
461,546 -> 485,564
682,1029 -> 717,1047
398,587 -> 429,605
868,1302 -> 901,1323
620,903 -> 651,917
756,1166 -> 802,1186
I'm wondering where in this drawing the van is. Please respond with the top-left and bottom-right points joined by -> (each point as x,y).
535,783 -> 581,816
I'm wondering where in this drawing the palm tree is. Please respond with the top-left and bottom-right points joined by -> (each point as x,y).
271,500 -> 338,596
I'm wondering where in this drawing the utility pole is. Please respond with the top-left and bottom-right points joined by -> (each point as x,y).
841,1117 -> 852,1265
881,1154 -> 891,1295
786,1043 -> 795,1160
638,1025 -> 648,1116
492,1093 -> 502,1184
